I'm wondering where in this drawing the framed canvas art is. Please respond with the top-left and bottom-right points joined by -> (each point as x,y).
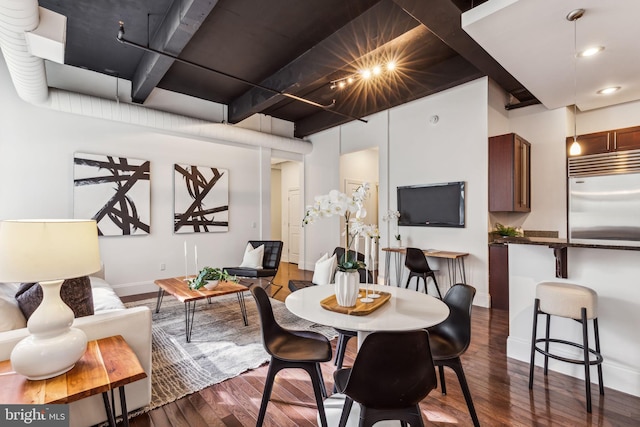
74,153 -> 151,236
174,164 -> 229,233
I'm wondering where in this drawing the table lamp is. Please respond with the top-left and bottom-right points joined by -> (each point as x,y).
0,219 -> 101,380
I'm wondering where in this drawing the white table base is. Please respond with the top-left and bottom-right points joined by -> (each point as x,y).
320,393 -> 403,427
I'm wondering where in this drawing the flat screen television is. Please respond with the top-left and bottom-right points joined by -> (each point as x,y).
397,181 -> 465,227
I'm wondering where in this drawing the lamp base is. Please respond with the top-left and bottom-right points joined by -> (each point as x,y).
10,279 -> 87,380
11,327 -> 87,380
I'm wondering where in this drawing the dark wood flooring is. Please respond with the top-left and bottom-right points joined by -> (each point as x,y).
122,263 -> 640,426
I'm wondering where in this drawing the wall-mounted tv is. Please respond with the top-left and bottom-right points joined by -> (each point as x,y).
397,181 -> 465,228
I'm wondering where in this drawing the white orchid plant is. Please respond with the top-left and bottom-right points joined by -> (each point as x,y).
303,183 -> 371,271
383,209 -> 401,241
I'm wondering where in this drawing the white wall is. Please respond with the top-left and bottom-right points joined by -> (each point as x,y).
279,161 -> 301,262
270,167 -> 282,240
301,128 -> 341,270
306,78 -> 491,305
0,58 -> 269,296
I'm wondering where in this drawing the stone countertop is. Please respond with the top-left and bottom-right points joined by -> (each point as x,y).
490,236 -> 640,252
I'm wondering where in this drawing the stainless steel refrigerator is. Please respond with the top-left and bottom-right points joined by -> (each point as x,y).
569,172 -> 640,247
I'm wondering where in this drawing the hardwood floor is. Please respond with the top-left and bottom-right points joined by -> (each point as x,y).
124,263 -> 640,426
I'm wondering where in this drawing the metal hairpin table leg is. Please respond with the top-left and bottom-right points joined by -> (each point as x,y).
237,292 -> 249,326
394,252 -> 403,286
101,392 -> 116,427
184,300 -> 197,342
384,251 -> 391,285
155,288 -> 164,313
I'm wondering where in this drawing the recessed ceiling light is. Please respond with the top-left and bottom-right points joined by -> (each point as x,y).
578,46 -> 604,57
361,69 -> 372,79
597,86 -> 621,95
387,61 -> 396,71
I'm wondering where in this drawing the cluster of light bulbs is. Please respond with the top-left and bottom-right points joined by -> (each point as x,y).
330,61 -> 397,89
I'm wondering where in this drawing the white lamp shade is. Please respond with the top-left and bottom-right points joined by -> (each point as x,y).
0,219 -> 101,282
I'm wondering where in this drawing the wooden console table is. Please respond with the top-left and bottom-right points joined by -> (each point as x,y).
0,335 -> 146,427
382,247 -> 469,289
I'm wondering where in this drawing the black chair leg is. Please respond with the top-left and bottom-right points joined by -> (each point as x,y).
430,274 -> 443,299
529,298 -> 540,389
306,363 -> 329,427
256,358 -> 280,427
449,358 -> 480,427
581,308 -> 593,413
438,365 -> 447,395
314,362 -> 327,398
338,396 -> 353,427
335,333 -> 345,366
593,317 -> 604,395
543,313 -> 551,376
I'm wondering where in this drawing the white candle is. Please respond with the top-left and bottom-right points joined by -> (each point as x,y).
194,244 -> 198,272
371,238 -> 376,264
364,235 -> 371,270
184,241 -> 188,279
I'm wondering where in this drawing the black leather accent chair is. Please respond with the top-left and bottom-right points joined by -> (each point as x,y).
250,285 -> 332,427
405,247 -> 442,299
224,240 -> 283,295
333,330 -> 437,427
427,283 -> 480,427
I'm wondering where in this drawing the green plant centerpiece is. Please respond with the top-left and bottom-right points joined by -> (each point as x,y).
494,223 -> 523,237
188,267 -> 238,290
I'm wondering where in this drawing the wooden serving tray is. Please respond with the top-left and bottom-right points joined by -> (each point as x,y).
320,290 -> 391,315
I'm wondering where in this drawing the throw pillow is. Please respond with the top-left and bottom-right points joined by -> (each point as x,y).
15,276 -> 94,320
239,243 -> 264,269
312,253 -> 337,285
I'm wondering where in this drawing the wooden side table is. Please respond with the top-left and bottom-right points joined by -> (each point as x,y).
0,335 -> 147,427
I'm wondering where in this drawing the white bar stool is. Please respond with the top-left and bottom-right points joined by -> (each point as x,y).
528,281 -> 604,413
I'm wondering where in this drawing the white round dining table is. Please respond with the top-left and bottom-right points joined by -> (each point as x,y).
285,283 -> 450,427
285,283 -> 450,346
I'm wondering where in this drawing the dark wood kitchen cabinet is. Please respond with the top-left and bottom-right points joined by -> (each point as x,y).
566,125 -> 640,156
489,244 -> 509,310
489,133 -> 531,212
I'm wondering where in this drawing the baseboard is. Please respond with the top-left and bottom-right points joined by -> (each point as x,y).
473,291 -> 490,308
112,280 -> 158,297
507,336 -> 640,398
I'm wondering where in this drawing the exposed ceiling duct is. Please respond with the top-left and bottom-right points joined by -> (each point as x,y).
0,0 -> 312,155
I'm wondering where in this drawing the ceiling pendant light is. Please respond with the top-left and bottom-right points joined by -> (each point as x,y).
567,8 -> 584,156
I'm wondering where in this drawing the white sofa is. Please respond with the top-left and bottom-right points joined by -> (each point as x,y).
0,275 -> 152,427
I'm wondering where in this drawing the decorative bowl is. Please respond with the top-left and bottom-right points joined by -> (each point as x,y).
203,280 -> 219,290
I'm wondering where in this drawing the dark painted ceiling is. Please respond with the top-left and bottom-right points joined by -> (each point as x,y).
39,0 -> 537,138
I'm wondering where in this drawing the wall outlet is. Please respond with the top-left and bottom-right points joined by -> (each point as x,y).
160,263 -> 166,271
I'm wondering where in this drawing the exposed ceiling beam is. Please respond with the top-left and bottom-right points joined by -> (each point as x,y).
130,0 -> 219,103
391,0 -> 537,103
227,0 -> 419,124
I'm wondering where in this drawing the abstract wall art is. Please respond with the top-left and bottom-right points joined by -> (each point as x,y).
74,153 -> 151,236
174,164 -> 229,233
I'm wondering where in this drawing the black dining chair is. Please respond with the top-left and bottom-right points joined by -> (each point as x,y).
405,247 -> 442,299
249,285 -> 332,427
333,330 -> 437,427
427,283 -> 480,427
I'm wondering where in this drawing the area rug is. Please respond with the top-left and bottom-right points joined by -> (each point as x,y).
125,293 -> 337,413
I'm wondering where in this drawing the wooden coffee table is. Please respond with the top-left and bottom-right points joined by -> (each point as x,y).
153,276 -> 250,342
